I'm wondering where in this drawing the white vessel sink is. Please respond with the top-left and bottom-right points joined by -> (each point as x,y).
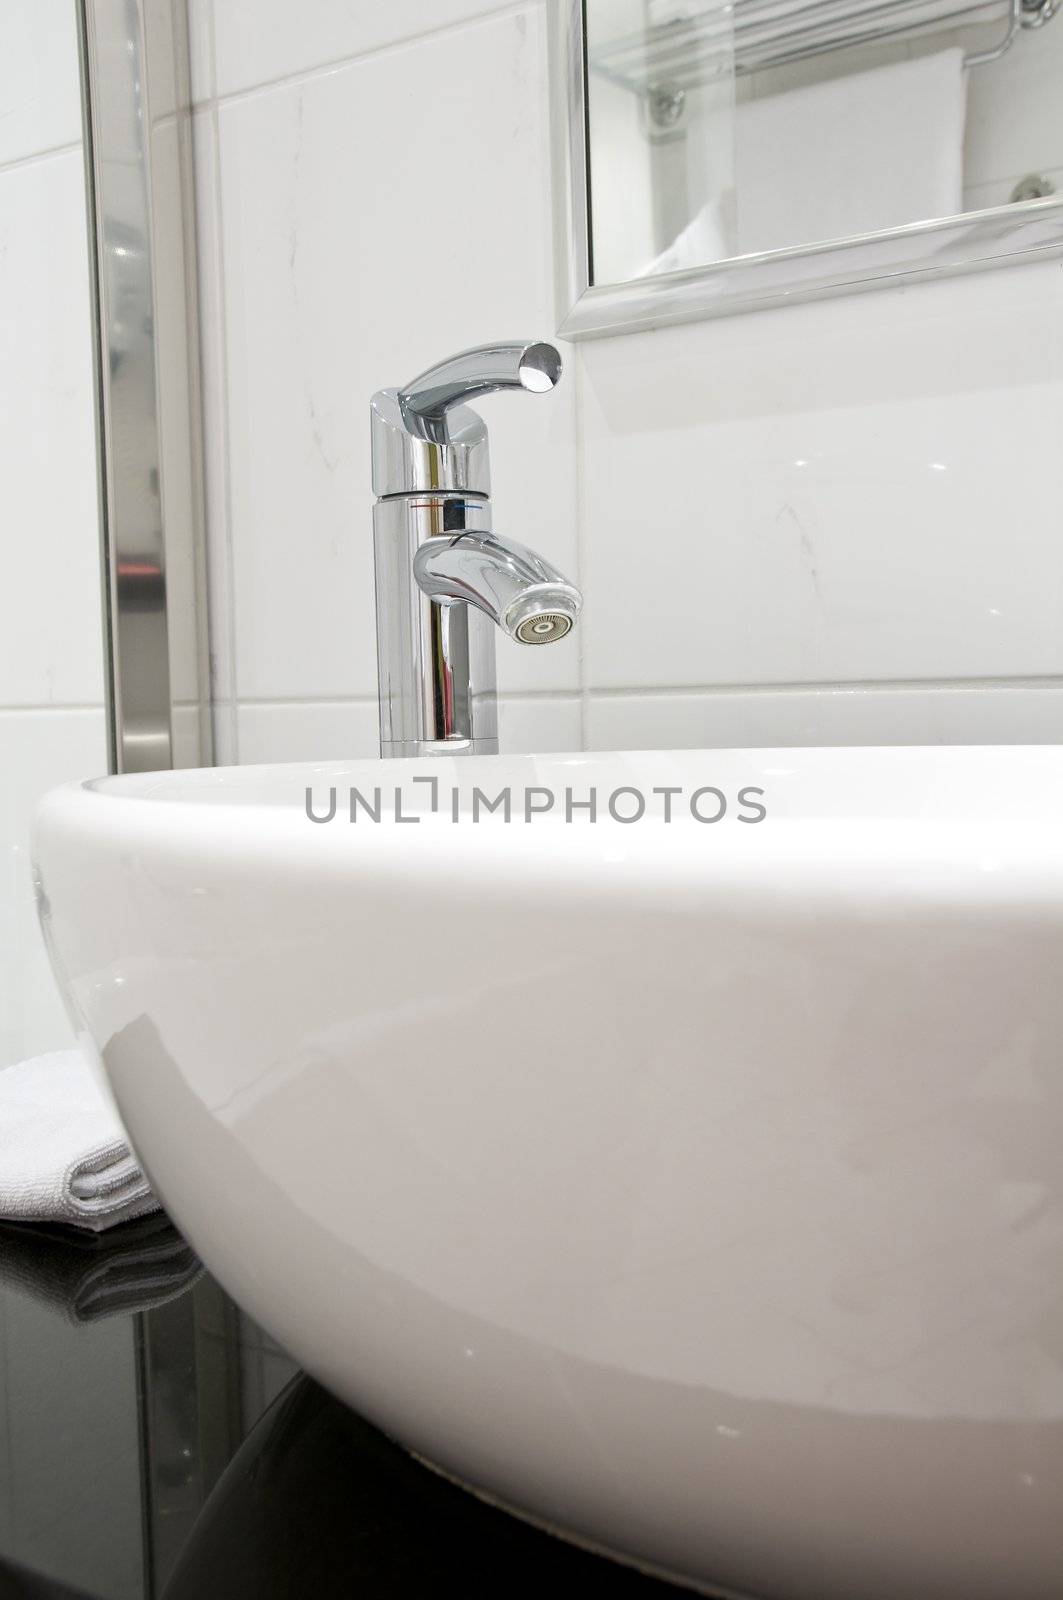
35,748 -> 1063,1600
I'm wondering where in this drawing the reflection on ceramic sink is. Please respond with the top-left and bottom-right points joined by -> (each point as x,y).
34,748 -> 1063,1600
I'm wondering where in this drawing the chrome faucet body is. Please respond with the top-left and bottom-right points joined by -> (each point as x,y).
370,342 -> 581,758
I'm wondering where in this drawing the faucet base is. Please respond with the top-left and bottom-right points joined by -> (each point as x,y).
373,494 -> 498,758
380,736 -> 500,760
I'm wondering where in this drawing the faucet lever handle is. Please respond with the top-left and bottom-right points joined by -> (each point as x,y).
399,341 -> 561,430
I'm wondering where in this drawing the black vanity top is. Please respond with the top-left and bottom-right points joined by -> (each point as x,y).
0,1214 -> 680,1600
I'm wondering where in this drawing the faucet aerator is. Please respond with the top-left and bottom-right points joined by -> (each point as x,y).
504,585 -> 580,644
514,613 -> 573,644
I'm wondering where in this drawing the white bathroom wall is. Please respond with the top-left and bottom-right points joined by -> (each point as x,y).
579,256 -> 1063,746
192,0 -> 581,764
189,0 -> 1063,761
0,3 -> 108,1070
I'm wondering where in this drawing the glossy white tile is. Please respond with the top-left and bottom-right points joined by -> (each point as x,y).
171,703 -> 213,770
236,694 -> 582,763
577,260 -> 1063,692
216,6 -> 577,704
0,709 -> 107,1069
236,701 -> 380,764
497,695 -> 583,753
0,150 -> 104,709
0,4 -> 82,167
210,0 -> 535,98
585,683 -> 1063,751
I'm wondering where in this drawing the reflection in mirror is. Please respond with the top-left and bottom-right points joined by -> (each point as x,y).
584,0 -> 1063,286
587,0 -> 737,281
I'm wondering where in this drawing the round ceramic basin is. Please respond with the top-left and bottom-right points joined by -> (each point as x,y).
34,748 -> 1063,1600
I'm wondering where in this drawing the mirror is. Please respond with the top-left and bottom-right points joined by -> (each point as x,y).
552,0 -> 1063,333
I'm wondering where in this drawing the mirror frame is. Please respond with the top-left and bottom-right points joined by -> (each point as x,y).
550,0 -> 1063,339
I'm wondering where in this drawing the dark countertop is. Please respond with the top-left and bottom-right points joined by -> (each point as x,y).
0,1214 -> 682,1600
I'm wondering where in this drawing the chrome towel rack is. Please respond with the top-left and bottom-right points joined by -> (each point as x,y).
589,0 -> 1059,101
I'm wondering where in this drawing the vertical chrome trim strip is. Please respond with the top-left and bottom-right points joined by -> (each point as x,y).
77,0 -> 212,773
75,0 -> 118,775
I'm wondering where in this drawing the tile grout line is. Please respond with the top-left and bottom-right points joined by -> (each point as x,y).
571,353 -> 590,752
576,359 -> 591,754
0,705 -> 107,717
205,0 -> 541,112
540,0 -> 589,753
206,1 -> 241,768
0,139 -> 81,178
235,692 -> 585,709
584,678 -> 1063,698
229,681 -> 1063,710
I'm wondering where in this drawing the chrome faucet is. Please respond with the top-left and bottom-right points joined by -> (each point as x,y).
370,341 -> 581,758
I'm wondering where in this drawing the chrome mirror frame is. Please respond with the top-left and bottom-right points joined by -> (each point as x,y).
77,0 -> 212,772
550,0 -> 1063,340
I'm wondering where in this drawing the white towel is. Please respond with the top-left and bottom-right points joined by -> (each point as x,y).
735,49 -> 967,256
640,195 -> 732,275
0,1049 -> 158,1232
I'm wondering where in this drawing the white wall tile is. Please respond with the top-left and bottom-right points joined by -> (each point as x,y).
211,0 -> 533,99
236,700 -> 379,763
497,694 -> 582,753
171,702 -> 213,769
0,150 -> 104,709
0,710 -> 108,1070
0,3 -> 82,167
216,5 -> 577,706
236,694 -> 582,762
586,683 -> 1063,751
577,259 -> 1063,692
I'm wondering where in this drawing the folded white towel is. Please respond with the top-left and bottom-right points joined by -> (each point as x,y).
735,49 -> 967,256
0,1049 -> 158,1232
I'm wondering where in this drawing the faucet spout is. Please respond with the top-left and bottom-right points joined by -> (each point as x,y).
400,342 -> 562,437
413,532 -> 581,644
371,339 -> 582,756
